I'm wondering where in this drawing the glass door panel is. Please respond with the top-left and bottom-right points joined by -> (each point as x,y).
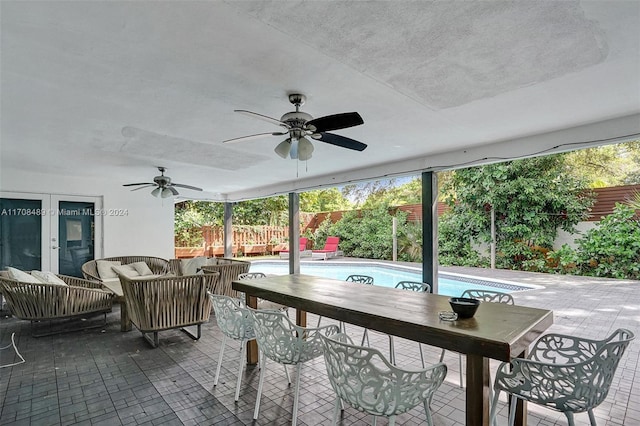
0,198 -> 44,270
55,201 -> 95,277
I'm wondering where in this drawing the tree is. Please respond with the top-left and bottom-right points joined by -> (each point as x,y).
300,188 -> 353,212
564,140 -> 640,187
441,155 -> 595,270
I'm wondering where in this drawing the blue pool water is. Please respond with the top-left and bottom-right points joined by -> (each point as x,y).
249,261 -> 533,297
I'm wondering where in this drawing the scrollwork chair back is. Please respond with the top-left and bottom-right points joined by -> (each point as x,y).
321,333 -> 447,426
490,328 -> 634,426
248,308 -> 340,426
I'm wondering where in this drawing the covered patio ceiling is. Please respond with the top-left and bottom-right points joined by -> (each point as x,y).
1,1 -> 639,202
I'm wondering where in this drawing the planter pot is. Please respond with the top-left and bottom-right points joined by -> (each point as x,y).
242,244 -> 267,256
210,245 -> 239,257
175,247 -> 206,259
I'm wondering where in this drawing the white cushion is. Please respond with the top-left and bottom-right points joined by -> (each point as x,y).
180,256 -> 215,276
111,264 -> 140,278
96,260 -> 122,279
130,261 -> 154,276
31,270 -> 68,286
6,267 -> 41,284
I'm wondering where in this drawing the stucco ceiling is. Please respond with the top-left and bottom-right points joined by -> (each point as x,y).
1,1 -> 639,201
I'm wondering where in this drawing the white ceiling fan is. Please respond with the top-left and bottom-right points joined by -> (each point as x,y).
223,93 -> 367,161
123,167 -> 203,198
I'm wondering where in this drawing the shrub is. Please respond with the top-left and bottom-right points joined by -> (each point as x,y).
571,203 -> 640,279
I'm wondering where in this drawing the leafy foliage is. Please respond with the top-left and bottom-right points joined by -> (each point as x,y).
570,204 -> 640,279
442,155 -> 595,270
438,211 -> 488,267
313,204 -> 410,260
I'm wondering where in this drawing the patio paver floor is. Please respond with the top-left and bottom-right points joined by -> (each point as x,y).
1,266 -> 638,425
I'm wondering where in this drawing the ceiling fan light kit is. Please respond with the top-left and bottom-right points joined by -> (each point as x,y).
123,167 -> 203,198
223,93 -> 367,161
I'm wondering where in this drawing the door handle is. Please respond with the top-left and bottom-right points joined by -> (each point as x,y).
51,246 -> 59,250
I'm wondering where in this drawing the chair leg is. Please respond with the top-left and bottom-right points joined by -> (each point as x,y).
372,416 -> 378,426
565,411 -> 576,426
284,364 -> 291,384
423,400 -> 434,426
214,335 -> 227,386
332,398 -> 342,426
458,354 -> 464,388
292,363 -> 303,426
418,343 -> 425,368
587,409 -> 597,426
388,335 -> 395,365
235,340 -> 246,402
361,328 -> 370,346
489,388 -> 501,426
254,352 -> 267,420
508,395 -> 517,426
439,348 -> 445,362
388,415 -> 395,426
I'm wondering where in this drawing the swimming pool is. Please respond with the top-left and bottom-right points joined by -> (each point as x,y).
249,261 -> 536,296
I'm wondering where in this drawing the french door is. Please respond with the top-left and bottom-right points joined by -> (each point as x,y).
0,192 -> 103,277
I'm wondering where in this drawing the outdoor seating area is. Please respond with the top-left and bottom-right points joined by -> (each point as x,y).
1,266 -> 638,425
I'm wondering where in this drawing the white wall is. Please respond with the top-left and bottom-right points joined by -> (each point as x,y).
0,168 -> 174,259
554,221 -> 597,249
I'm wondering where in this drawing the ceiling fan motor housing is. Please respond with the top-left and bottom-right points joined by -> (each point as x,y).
153,175 -> 170,187
280,111 -> 313,130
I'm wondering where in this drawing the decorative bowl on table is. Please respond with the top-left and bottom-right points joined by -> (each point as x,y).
449,297 -> 480,319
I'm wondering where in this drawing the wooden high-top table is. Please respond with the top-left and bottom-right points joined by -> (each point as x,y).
233,274 -> 553,426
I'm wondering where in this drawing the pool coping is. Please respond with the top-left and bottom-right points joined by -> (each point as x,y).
250,259 -> 544,292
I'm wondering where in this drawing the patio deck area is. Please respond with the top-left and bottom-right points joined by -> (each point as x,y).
1,266 -> 638,425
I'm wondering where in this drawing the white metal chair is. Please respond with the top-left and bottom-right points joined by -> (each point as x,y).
208,293 -> 255,402
248,308 -> 340,425
389,281 -> 431,366
440,289 -> 515,388
237,272 -> 290,314
321,332 -> 447,426
490,328 -> 634,426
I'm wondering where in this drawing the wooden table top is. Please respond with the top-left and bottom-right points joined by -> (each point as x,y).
233,273 -> 553,362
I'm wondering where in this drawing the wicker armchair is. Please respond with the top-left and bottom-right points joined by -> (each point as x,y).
81,256 -> 170,282
199,258 -> 251,297
118,272 -> 220,348
0,272 -> 114,337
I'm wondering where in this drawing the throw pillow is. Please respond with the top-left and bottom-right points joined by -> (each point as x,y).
180,256 -> 209,276
31,270 -> 68,286
96,260 -> 122,279
6,267 -> 42,284
130,261 -> 154,276
111,264 -> 141,278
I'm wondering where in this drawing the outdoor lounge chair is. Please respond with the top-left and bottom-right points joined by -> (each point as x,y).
0,270 -> 114,337
311,236 -> 341,260
278,237 -> 312,259
117,272 -> 220,348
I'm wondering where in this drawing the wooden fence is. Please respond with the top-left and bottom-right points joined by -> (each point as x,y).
175,184 -> 639,257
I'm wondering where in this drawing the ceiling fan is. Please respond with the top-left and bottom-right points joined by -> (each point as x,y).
223,93 -> 367,161
123,167 -> 203,198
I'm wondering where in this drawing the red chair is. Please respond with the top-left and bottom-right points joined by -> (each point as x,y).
279,237 -> 311,259
311,236 -> 340,260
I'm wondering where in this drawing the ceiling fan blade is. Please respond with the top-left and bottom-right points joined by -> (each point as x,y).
306,112 -> 363,132
131,185 -> 156,191
235,110 -> 289,128
123,182 -> 154,187
172,183 -> 203,191
168,186 -> 179,196
316,132 -> 368,151
223,131 -> 287,144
